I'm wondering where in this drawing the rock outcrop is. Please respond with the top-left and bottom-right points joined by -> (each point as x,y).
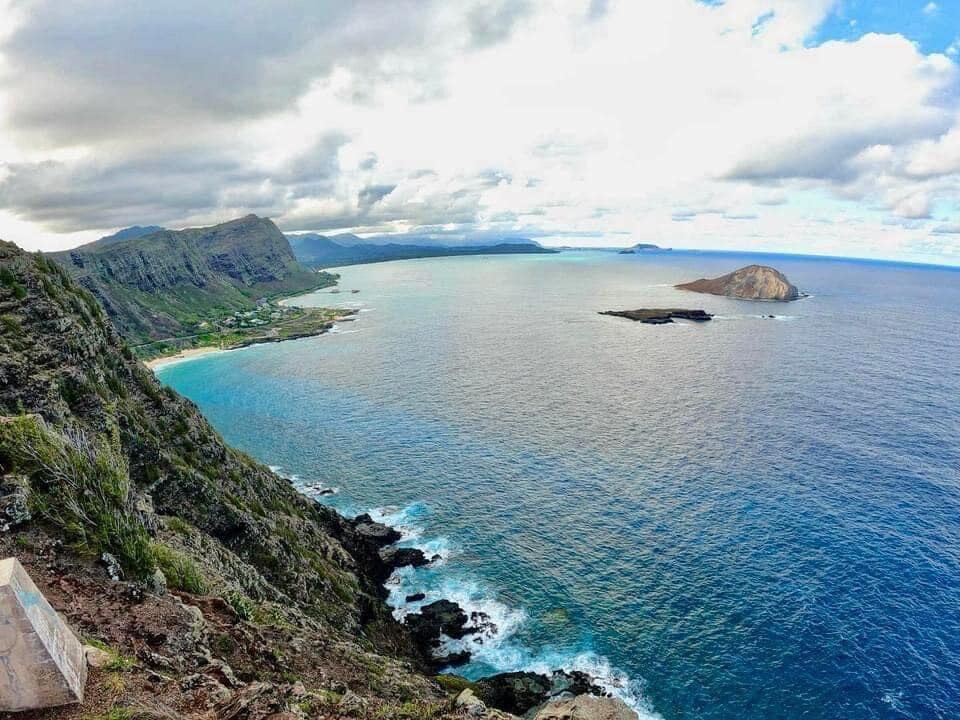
599,308 -> 712,324
676,264 -> 802,301
475,671 -> 607,716
534,696 -> 638,720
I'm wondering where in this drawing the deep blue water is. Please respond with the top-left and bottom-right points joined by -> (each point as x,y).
157,250 -> 960,720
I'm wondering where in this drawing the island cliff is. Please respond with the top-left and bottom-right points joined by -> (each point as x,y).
676,264 -> 802,301
0,241 -> 636,719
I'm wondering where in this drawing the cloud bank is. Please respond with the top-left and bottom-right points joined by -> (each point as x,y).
0,0 -> 957,263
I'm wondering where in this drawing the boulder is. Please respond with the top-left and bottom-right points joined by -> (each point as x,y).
475,671 -> 553,715
456,688 -> 487,717
404,599 -> 470,641
0,557 -> 88,711
475,671 -> 607,716
377,546 -> 429,571
351,514 -> 402,546
0,474 -> 30,532
533,695 -> 638,720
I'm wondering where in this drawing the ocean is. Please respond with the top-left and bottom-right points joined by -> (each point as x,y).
156,250 -> 960,720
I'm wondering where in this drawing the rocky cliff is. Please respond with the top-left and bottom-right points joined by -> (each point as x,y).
51,215 -> 335,344
0,240 -> 636,719
675,264 -> 802,301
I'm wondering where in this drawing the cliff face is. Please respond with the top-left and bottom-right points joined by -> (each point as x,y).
0,240 -> 452,716
51,215 -> 335,343
676,264 -> 801,301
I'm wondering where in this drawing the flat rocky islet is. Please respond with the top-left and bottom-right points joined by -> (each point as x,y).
599,308 -> 713,324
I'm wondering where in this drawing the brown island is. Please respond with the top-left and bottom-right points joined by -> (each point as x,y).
599,308 -> 713,324
676,264 -> 802,301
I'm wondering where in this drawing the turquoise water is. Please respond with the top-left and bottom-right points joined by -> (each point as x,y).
157,250 -> 960,720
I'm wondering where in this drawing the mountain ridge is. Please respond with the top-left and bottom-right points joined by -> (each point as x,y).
49,215 -> 335,344
288,232 -> 556,268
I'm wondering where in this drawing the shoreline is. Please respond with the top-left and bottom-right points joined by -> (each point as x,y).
143,310 -> 355,371
144,345 -> 225,369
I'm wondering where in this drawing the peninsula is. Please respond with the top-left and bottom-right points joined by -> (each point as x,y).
676,264 -> 802,301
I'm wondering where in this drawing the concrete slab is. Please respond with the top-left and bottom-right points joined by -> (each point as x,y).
0,557 -> 87,711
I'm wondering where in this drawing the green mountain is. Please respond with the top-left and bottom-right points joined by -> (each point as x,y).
288,233 -> 557,269
50,215 -> 335,345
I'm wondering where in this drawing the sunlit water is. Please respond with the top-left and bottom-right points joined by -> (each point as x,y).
157,250 -> 960,720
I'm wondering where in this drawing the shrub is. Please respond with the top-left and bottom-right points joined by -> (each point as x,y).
150,543 -> 207,594
225,590 -> 255,621
0,416 -> 155,578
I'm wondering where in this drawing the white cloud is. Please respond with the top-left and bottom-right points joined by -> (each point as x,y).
0,0 -> 958,264
923,2 -> 939,16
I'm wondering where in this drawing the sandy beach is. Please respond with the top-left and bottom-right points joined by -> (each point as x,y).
144,345 -> 223,370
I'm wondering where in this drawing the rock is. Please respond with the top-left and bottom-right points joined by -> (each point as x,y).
100,552 -> 123,581
405,592 -> 426,602
351,514 -> 402,546
0,557 -> 88,711
475,672 -> 553,715
676,264 -> 802,301
475,671 -> 607,716
434,650 -> 471,667
84,645 -> 113,669
338,690 -> 369,716
215,680 -> 275,719
377,545 -> 429,571
599,309 -> 713,324
618,243 -> 663,254
456,688 -> 488,717
0,474 -> 31,531
533,696 -> 638,720
404,599 -> 471,647
147,567 -> 167,595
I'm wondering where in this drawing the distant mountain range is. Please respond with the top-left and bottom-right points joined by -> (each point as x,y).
50,215 -> 334,344
287,232 -> 557,268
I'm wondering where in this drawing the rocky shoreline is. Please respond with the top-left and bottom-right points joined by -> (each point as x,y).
326,505 -> 623,716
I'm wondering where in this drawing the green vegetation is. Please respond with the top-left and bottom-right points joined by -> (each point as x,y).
85,706 -> 135,720
151,542 -> 208,594
433,674 -> 476,695
0,415 -> 155,578
225,589 -> 256,621
133,303 -> 345,361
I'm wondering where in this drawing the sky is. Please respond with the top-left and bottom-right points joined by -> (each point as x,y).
0,0 -> 958,264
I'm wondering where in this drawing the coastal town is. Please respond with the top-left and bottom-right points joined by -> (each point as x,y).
134,298 -> 354,364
